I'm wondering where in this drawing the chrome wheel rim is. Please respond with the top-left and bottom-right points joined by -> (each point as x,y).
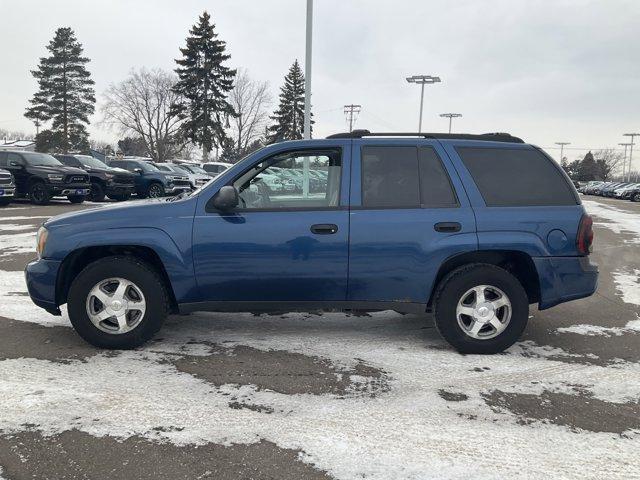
86,277 -> 146,334
148,185 -> 162,198
456,285 -> 511,340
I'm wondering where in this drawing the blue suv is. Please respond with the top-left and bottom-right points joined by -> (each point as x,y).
108,158 -> 192,198
25,131 -> 598,353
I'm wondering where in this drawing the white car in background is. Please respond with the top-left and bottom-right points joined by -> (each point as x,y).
153,163 -> 211,190
201,162 -> 232,177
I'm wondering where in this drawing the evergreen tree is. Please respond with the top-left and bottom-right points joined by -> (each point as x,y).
267,60 -> 312,143
576,151 -> 598,181
172,11 -> 236,161
25,27 -> 95,153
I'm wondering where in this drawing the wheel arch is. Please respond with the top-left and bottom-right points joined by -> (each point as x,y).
427,250 -> 540,307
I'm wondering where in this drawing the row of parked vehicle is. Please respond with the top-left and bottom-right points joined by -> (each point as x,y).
579,180 -> 640,202
0,150 -> 232,206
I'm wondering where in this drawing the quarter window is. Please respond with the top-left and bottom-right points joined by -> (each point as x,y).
233,150 -> 341,210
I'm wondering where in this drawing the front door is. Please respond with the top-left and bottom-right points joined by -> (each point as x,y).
192,145 -> 350,303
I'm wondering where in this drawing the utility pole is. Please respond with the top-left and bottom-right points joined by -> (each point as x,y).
406,75 -> 441,133
623,133 -> 639,182
439,113 -> 462,133
344,104 -> 362,132
619,142 -> 632,180
555,142 -> 571,166
303,0 -> 313,140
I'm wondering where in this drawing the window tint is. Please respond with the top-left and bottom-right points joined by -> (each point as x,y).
418,147 -> 457,207
457,147 -> 576,206
361,146 -> 419,207
233,150 -> 341,210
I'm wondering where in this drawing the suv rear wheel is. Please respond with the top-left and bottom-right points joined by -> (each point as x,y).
67,256 -> 170,349
29,181 -> 51,205
433,264 -> 529,354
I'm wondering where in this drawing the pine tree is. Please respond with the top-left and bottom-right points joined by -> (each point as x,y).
267,60 -> 312,143
25,27 -> 95,153
172,11 -> 236,161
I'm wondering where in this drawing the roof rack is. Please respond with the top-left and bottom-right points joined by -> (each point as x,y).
326,129 -> 524,143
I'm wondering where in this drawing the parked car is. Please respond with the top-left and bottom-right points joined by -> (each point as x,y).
201,162 -> 232,177
613,183 -> 640,199
55,154 -> 135,202
153,163 -> 211,190
626,184 -> 640,202
26,130 -> 598,354
580,181 -> 603,195
0,150 -> 90,205
602,182 -> 627,197
592,181 -> 614,196
0,168 -> 15,206
107,158 -> 191,198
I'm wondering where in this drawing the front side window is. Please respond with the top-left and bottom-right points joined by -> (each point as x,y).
233,149 -> 341,210
21,152 -> 62,167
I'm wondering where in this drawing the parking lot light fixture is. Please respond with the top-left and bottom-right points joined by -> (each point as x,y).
618,142 -> 632,179
406,75 -> 441,133
623,133 -> 639,182
440,113 -> 462,133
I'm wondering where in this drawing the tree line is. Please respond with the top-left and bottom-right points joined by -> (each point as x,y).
561,149 -> 626,181
24,12 -> 310,162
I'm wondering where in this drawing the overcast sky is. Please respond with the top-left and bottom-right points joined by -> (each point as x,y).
1,0 -> 639,167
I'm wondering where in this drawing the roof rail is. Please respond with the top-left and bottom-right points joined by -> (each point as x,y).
326,129 -> 524,143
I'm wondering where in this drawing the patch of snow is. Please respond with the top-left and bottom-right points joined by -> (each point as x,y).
0,215 -> 49,222
0,231 -> 37,257
613,269 -> 640,306
582,199 -> 640,243
0,223 -> 38,232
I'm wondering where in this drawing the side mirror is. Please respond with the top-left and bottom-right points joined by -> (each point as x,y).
212,185 -> 239,210
133,168 -> 143,174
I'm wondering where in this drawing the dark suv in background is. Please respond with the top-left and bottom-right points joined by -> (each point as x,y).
0,168 -> 16,206
55,154 -> 135,202
0,150 -> 90,205
107,158 -> 191,198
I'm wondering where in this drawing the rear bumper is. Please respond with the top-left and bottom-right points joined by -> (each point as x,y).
533,256 -> 598,310
25,258 -> 62,315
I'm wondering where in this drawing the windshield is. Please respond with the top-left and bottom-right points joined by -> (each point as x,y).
21,152 -> 63,167
75,155 -> 110,169
139,162 -> 160,172
183,165 -> 207,175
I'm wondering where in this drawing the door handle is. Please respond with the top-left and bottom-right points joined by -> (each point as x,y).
310,223 -> 339,235
434,222 -> 462,233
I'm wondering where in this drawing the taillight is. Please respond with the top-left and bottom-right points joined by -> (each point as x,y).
576,214 -> 594,255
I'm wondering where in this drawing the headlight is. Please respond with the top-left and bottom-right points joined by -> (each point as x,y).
47,174 -> 64,182
36,226 -> 48,258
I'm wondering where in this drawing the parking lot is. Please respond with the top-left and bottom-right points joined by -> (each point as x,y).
0,196 -> 639,479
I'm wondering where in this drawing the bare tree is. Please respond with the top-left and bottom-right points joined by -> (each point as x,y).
593,148 -> 625,181
228,69 -> 271,154
101,68 -> 183,161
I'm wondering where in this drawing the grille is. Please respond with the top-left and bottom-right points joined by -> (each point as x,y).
173,180 -> 191,187
65,174 -> 89,184
0,174 -> 12,186
114,174 -> 134,185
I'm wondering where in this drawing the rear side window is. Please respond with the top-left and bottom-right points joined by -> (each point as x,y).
361,146 -> 457,208
457,147 -> 576,206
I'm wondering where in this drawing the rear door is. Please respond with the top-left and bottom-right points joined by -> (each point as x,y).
347,139 -> 477,306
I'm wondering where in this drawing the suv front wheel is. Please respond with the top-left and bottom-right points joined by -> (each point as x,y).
433,264 -> 529,354
29,182 -> 51,205
67,256 -> 170,349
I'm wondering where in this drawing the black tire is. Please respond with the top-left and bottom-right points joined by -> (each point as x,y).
29,181 -> 51,205
147,182 -> 165,198
89,182 -> 106,202
108,193 -> 132,202
67,195 -> 85,204
433,263 -> 529,354
67,256 -> 170,349
632,193 -> 640,202
0,198 -> 11,207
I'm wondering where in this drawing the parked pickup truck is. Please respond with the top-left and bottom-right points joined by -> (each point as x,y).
0,150 -> 90,205
26,130 -> 598,353
0,168 -> 15,206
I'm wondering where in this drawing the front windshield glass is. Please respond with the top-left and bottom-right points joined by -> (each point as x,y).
21,152 -> 63,167
75,155 -> 110,169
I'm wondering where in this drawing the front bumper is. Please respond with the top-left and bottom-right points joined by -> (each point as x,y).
166,185 -> 192,194
0,187 -> 15,197
25,258 -> 62,315
533,256 -> 598,310
106,183 -> 135,196
48,183 -> 91,197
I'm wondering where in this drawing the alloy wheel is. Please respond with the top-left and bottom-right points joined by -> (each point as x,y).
456,285 -> 512,340
85,277 -> 146,334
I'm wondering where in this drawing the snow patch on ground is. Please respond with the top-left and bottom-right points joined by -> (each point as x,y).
0,215 -> 49,223
0,231 -> 37,257
582,199 -> 640,243
0,223 -> 38,232
557,319 -> 640,337
613,269 -> 640,306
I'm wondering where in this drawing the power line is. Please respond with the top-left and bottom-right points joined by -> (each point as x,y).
343,104 -> 362,132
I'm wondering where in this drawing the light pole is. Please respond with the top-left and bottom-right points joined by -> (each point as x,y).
555,142 -> 571,165
344,104 -> 362,132
623,133 -> 639,182
439,113 -> 462,133
406,75 -> 441,133
618,142 -> 632,180
303,0 -> 313,140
